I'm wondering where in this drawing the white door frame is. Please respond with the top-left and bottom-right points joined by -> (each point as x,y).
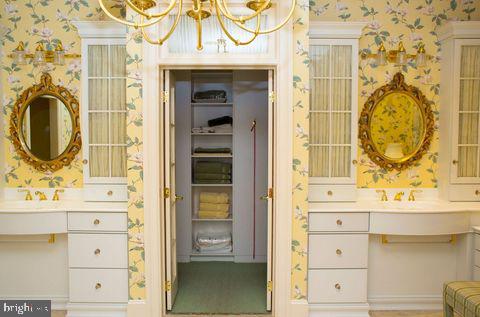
136,16 -> 303,317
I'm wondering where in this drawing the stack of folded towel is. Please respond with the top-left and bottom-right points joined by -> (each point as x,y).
194,161 -> 232,184
194,232 -> 232,253
198,192 -> 230,219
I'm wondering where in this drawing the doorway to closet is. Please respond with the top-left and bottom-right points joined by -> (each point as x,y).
162,69 -> 274,315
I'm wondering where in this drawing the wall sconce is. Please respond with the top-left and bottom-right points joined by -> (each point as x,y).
9,41 -> 80,66
362,41 -> 432,67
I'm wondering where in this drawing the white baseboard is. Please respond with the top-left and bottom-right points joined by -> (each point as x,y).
368,295 -> 442,311
309,303 -> 370,317
127,300 -> 146,317
66,303 -> 127,317
0,295 -> 68,310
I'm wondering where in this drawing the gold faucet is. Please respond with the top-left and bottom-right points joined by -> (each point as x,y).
394,191 -> 405,201
376,190 -> 388,201
408,189 -> 423,201
18,189 -> 33,201
35,191 -> 47,201
52,189 -> 65,201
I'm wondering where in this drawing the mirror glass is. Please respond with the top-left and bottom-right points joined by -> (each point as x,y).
21,95 -> 73,161
370,92 -> 425,161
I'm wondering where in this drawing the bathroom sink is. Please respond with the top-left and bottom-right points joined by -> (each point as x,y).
0,200 -> 63,212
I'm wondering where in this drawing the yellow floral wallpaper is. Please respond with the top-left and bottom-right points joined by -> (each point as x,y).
311,0 -> 480,188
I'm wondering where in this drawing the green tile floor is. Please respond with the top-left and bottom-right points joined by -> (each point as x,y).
170,262 -> 269,315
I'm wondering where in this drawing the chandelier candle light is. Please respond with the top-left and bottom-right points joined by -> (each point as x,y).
98,0 -> 296,50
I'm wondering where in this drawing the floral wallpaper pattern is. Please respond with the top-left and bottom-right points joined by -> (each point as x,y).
310,0 -> 480,188
292,0 -> 310,300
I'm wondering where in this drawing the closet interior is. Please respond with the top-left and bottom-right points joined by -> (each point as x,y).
168,69 -> 271,314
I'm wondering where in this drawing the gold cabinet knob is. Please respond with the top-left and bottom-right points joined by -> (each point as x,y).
335,283 -> 341,290
95,283 -> 102,290
453,160 -> 458,165
476,190 -> 480,196
336,249 -> 342,255
107,190 -> 113,196
93,219 -> 100,225
175,195 -> 184,201
352,160 -> 358,165
336,219 -> 343,226
82,159 -> 88,165
327,190 -> 333,196
94,248 -> 101,255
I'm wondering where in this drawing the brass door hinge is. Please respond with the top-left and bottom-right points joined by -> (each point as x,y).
161,91 -> 169,103
165,280 -> 171,291
268,188 -> 273,199
164,188 -> 170,199
267,280 -> 273,292
269,92 -> 276,103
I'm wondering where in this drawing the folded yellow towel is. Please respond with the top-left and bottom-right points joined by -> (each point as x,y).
199,203 -> 229,212
199,192 -> 229,204
198,210 -> 230,219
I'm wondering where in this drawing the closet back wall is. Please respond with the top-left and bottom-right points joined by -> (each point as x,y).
310,0 -> 480,188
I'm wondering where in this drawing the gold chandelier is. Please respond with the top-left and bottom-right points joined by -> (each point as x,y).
98,0 -> 296,50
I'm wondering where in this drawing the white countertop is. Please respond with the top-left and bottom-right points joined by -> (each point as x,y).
309,200 -> 480,213
0,200 -> 127,213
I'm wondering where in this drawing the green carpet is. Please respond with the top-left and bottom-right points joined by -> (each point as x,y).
170,262 -> 269,315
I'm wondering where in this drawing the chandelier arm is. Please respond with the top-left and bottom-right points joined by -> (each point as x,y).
215,0 -> 271,23
195,12 -> 203,50
139,1 -> 183,45
98,0 -> 166,27
223,0 -> 297,35
214,3 -> 261,46
125,0 -> 177,19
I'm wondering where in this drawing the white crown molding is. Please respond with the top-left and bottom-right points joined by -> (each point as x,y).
72,21 -> 127,39
438,21 -> 480,41
310,21 -> 367,39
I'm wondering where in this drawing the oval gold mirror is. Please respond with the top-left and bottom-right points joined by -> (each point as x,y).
359,72 -> 434,171
10,73 -> 81,172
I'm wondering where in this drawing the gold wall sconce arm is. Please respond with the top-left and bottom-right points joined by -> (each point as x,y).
8,41 -> 81,66
361,41 -> 432,67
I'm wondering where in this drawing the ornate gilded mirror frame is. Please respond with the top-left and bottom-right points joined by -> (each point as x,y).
9,73 -> 81,172
359,72 -> 434,171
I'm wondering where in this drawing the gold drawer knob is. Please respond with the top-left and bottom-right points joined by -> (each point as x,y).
476,190 -> 480,196
94,249 -> 101,255
95,283 -> 102,290
336,249 -> 342,255
336,219 -> 343,226
327,190 -> 333,196
107,190 -> 113,196
93,219 -> 100,225
335,283 -> 341,290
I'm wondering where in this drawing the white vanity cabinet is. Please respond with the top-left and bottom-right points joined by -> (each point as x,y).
308,212 -> 370,315
67,209 -> 128,317
73,21 -> 128,202
308,22 -> 364,202
439,21 -> 480,201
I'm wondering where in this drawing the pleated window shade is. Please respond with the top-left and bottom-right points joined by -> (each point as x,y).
309,44 -> 353,178
88,45 -> 127,178
457,45 -> 480,178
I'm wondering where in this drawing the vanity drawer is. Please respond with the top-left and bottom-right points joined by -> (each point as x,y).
69,268 -> 128,303
309,234 -> 368,269
448,185 -> 480,202
68,212 -> 127,232
308,269 -> 367,303
68,233 -> 127,268
309,184 -> 357,202
84,185 -> 127,202
309,213 -> 369,232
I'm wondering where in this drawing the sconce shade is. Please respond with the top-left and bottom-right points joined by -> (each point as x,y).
33,43 -> 46,66
13,41 -> 27,65
376,43 -> 388,66
395,41 -> 407,66
54,42 -> 65,66
416,44 -> 427,68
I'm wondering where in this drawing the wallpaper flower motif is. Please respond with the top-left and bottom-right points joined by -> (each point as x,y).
309,0 -> 480,188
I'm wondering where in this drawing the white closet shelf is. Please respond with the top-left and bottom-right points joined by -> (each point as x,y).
192,154 -> 233,158
192,218 -> 233,222
191,133 -> 233,136
190,250 -> 233,257
191,184 -> 233,187
191,103 -> 233,107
